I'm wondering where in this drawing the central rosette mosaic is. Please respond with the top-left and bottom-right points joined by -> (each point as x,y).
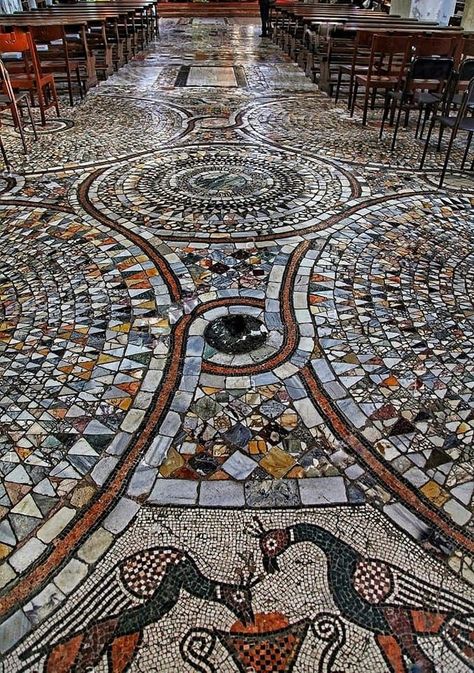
89,144 -> 352,238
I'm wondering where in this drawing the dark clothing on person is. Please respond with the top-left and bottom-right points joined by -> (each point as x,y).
259,0 -> 270,37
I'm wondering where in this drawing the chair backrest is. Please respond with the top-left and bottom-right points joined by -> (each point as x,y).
412,34 -> 462,65
462,35 -> 474,59
466,76 -> 474,107
349,29 -> 374,71
367,33 -> 411,79
30,25 -> 64,44
0,30 -> 43,81
0,29 -> 29,54
30,25 -> 71,66
459,58 -> 474,84
410,56 -> 454,82
452,77 -> 474,130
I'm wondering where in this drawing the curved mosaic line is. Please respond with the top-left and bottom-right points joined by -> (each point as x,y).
301,365 -> 474,554
18,98 -> 191,174
238,96 -> 469,170
201,241 -> 310,376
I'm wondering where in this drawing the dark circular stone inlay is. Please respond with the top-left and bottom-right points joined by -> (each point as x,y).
204,314 -> 267,354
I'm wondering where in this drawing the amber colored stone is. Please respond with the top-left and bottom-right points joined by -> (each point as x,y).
260,447 -> 295,479
70,484 -> 97,508
421,481 -> 450,507
159,447 -> 185,477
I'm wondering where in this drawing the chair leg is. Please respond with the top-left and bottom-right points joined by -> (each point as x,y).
389,94 -> 397,126
415,106 -> 423,138
16,107 -> 28,155
37,86 -> 47,126
347,75 -> 354,111
76,68 -> 84,100
66,72 -> 74,107
461,132 -> 473,170
370,86 -> 377,110
420,114 -> 437,170
390,99 -> 404,152
8,102 -> 28,154
24,97 -> 38,141
403,106 -> 410,129
350,80 -> 359,118
0,134 -> 10,172
437,124 -> 445,152
379,93 -> 390,140
335,68 -> 342,105
51,80 -> 60,117
419,106 -> 431,140
362,87 -> 371,126
439,128 -> 457,187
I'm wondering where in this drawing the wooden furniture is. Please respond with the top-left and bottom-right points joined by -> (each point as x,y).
30,24 -> 83,105
380,56 -> 455,149
0,29 -> 59,124
350,33 -> 411,125
420,76 -> 474,186
0,56 -> 37,155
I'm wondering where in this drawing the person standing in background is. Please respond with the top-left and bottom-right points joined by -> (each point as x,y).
259,0 -> 274,37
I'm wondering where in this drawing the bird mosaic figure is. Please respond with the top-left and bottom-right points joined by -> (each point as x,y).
21,546 -> 257,673
253,519 -> 474,673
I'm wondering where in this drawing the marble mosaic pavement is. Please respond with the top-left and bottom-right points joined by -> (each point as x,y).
0,17 -> 474,673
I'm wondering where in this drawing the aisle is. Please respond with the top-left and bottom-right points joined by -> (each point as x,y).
1,20 -> 474,673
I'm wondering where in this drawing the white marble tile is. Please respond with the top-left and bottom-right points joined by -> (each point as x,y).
187,66 -> 237,87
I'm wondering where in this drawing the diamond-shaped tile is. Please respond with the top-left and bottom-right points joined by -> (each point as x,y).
259,446 -> 296,479
221,451 -> 257,480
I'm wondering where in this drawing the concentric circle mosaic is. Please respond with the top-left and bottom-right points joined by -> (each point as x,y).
308,192 -> 474,529
85,144 -> 354,239
0,205 -> 164,564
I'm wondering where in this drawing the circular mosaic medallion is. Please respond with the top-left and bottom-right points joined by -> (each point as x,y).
86,144 -> 354,239
308,192 -> 474,523
204,314 -> 268,354
0,205 -> 166,562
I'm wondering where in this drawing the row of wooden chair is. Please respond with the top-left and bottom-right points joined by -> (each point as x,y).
0,0 -> 158,167
269,2 -> 474,185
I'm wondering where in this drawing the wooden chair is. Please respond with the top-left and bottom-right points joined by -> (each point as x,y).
412,34 -> 463,65
30,25 -> 83,106
350,33 -> 411,125
335,30 -> 374,108
380,56 -> 455,150
420,76 -> 474,186
0,57 -> 38,154
0,29 -> 59,125
451,58 -> 474,106
462,35 -> 474,59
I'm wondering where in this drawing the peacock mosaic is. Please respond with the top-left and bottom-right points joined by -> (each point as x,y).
4,507 -> 474,673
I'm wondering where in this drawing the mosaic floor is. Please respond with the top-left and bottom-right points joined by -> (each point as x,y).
1,17 -> 474,673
